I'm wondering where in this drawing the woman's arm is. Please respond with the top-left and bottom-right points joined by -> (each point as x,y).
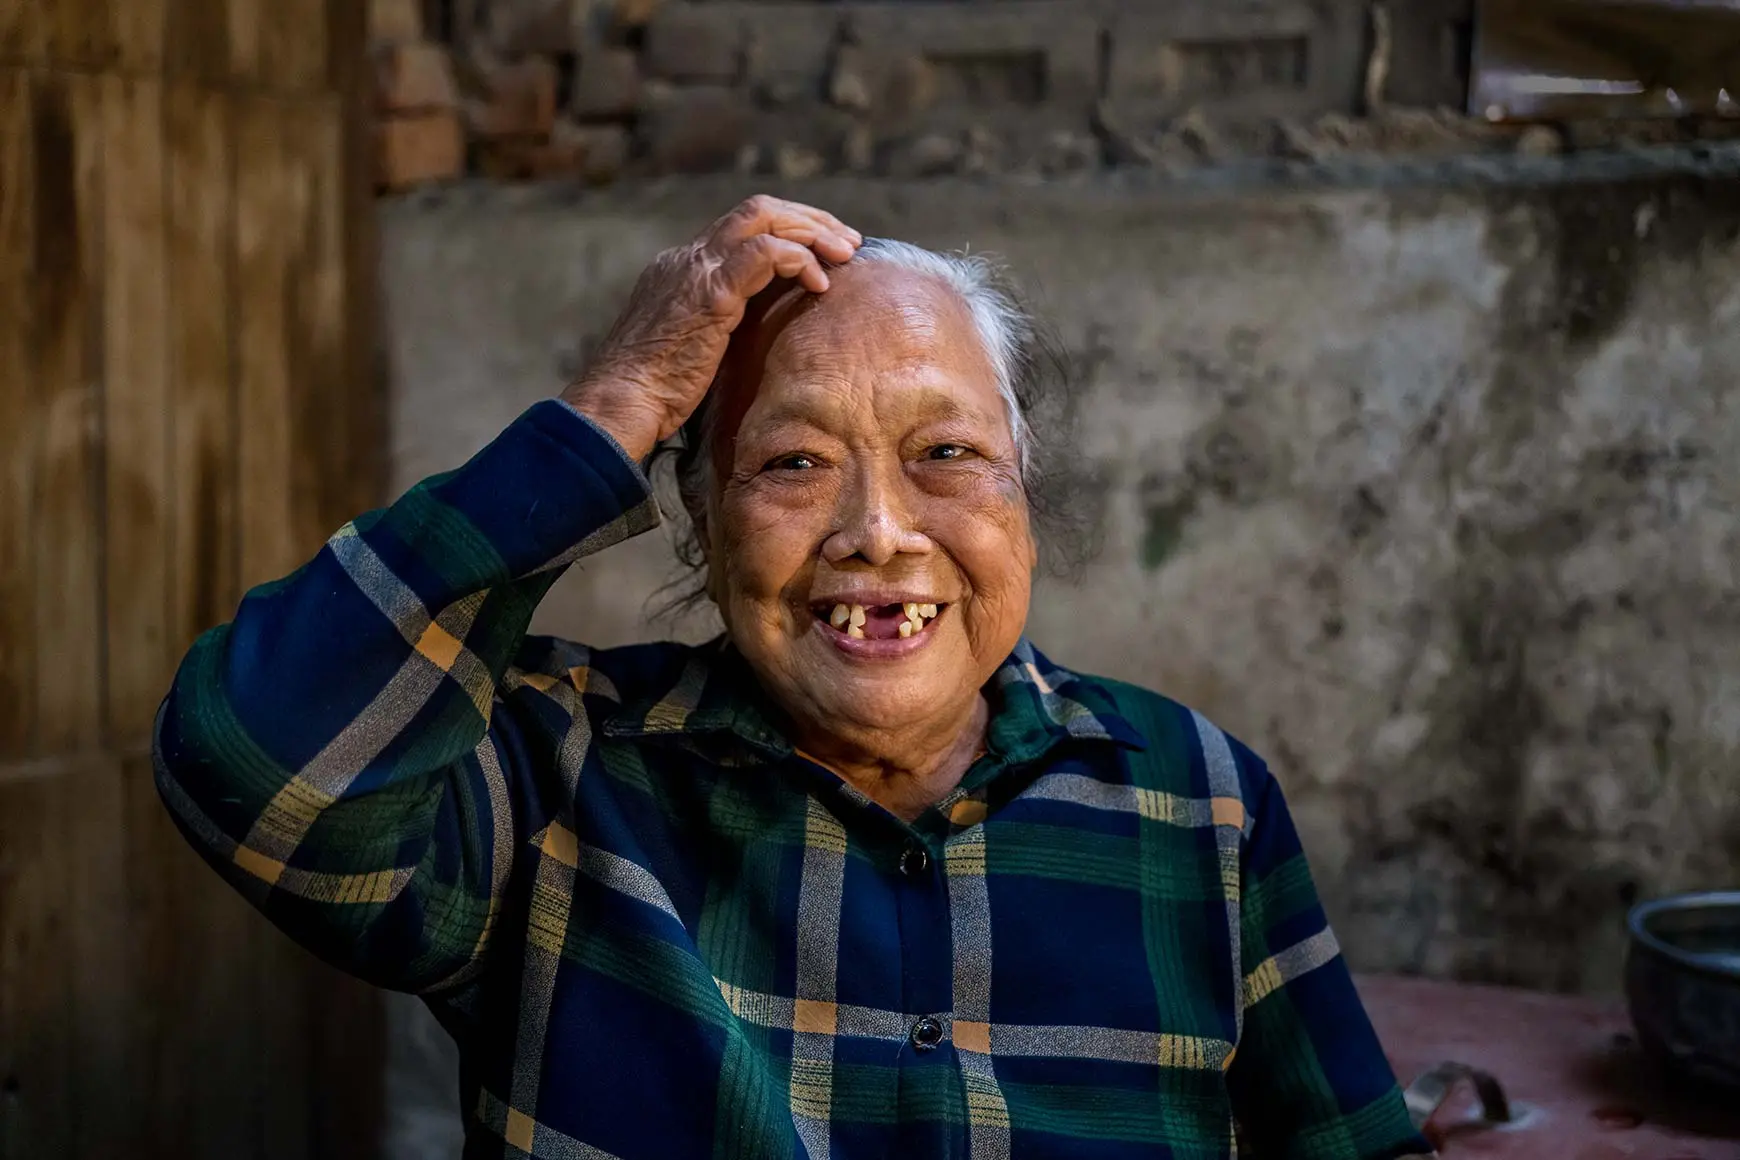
154,401 -> 658,993
153,197 -> 861,994
1224,754 -> 1436,1159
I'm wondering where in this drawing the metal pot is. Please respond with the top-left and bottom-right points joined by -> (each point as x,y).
1626,891 -> 1740,1090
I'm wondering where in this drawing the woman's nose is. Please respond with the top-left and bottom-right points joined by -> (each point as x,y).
820,464 -> 931,566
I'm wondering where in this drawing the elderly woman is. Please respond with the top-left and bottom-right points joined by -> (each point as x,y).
156,197 -> 1430,1159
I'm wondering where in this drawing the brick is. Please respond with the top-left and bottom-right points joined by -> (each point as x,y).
572,45 -> 640,119
742,5 -> 842,103
842,1 -> 1098,105
489,0 -> 589,55
1105,0 -> 1364,117
475,119 -> 630,182
644,4 -> 744,83
376,111 -> 465,190
611,0 -> 664,33
468,55 -> 561,138
375,42 -> 459,113
369,0 -> 424,44
828,43 -> 936,125
561,121 -> 631,182
639,85 -> 753,172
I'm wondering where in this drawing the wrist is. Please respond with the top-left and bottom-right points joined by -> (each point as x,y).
558,381 -> 663,461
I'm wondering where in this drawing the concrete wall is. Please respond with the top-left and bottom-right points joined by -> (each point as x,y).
379,163 -> 1740,1150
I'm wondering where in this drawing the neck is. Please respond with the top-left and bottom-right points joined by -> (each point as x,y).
792,694 -> 990,823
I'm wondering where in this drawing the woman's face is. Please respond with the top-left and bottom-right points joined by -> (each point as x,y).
705,263 -> 1036,748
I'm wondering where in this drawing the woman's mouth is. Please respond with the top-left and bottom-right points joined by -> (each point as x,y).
814,602 -> 944,641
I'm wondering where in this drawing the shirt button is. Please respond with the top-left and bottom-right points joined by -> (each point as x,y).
899,843 -> 931,878
909,1016 -> 945,1051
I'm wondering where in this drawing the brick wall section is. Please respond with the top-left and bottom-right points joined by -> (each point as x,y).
366,0 -> 1733,191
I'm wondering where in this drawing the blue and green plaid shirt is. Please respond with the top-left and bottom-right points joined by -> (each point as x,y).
154,400 -> 1431,1159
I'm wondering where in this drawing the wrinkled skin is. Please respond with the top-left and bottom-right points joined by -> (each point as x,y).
565,197 -> 1035,818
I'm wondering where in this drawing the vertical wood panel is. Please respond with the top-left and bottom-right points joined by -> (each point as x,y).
101,74 -> 172,748
124,758 -> 260,1156
30,70 -> 106,756
0,0 -> 43,63
5,0 -> 380,1152
234,97 -> 318,1159
45,0 -> 112,68
112,0 -> 163,74
165,81 -> 239,655
164,0 -> 229,86
223,0 -> 262,87
290,98 -> 348,551
0,71 -> 37,761
0,774 -> 74,1157
266,0 -> 328,96
66,758 -> 135,1159
234,95 -> 298,586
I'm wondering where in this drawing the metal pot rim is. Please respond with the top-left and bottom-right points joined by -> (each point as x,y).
1628,890 -> 1740,983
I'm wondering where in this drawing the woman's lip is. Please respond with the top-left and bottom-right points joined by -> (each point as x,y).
810,597 -> 948,611
811,614 -> 941,658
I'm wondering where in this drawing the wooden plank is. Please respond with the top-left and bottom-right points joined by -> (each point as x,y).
224,0 -> 263,86
0,70 -> 37,762
0,0 -> 44,63
338,0 -> 387,524
234,98 -> 315,1160
45,0 -> 113,69
310,970 -> 386,1160
291,98 -> 355,549
165,82 -> 240,656
30,70 -> 106,758
113,0 -> 165,73
165,0 -> 230,86
65,758 -> 137,1158
124,754 -> 260,1156
101,74 -> 172,750
265,0 -> 330,95
233,95 -> 298,588
0,774 -> 74,1157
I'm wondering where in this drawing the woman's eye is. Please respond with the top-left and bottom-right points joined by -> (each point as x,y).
766,453 -> 817,471
925,444 -> 973,461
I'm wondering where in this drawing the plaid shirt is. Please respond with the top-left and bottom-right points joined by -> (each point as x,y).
155,400 -> 1432,1160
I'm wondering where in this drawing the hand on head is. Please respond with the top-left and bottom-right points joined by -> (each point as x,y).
561,195 -> 862,461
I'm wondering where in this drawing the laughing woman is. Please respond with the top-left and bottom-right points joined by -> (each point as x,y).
154,196 -> 1432,1160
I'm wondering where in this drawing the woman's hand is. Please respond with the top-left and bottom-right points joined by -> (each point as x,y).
561,195 -> 862,460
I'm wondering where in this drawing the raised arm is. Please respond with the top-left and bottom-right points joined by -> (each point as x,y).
1225,751 -> 1436,1159
153,197 -> 861,994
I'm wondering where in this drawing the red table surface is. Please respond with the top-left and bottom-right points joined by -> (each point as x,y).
1357,975 -> 1740,1159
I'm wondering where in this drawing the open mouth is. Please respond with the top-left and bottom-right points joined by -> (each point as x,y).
812,601 -> 945,641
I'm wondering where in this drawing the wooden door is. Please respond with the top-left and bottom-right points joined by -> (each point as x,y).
0,0 -> 385,1156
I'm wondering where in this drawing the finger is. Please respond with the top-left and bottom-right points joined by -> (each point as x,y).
708,195 -> 862,253
766,221 -> 858,265
720,235 -> 829,302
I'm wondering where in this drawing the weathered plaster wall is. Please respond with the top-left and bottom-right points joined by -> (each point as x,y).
385,168 -> 1740,998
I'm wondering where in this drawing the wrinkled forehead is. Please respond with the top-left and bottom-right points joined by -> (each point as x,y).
709,262 -> 1000,445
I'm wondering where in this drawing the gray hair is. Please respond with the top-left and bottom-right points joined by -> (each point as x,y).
652,238 -> 1085,612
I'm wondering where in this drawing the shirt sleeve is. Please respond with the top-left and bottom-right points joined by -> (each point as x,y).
151,399 -> 659,994
1225,752 -> 1437,1160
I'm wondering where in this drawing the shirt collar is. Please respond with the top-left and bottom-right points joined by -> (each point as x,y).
602,636 -> 1147,763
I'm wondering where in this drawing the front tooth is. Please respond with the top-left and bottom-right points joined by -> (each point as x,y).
848,605 -> 867,628
830,604 -> 850,628
920,603 -> 938,619
903,602 -> 920,620
898,621 -> 914,638
847,625 -> 865,640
